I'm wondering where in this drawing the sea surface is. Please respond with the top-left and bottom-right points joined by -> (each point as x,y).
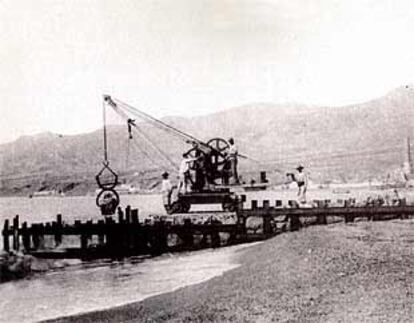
0,187 -> 413,322
0,244 -> 254,323
1,187 -> 413,225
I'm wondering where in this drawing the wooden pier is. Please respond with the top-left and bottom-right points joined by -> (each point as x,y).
2,198 -> 414,259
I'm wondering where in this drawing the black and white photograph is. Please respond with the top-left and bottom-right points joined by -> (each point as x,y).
1,1 -> 414,322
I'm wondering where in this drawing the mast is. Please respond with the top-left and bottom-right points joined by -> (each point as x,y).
408,137 -> 413,174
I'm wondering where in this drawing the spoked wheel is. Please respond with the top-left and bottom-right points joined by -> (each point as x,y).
207,138 -> 229,168
96,188 -> 120,215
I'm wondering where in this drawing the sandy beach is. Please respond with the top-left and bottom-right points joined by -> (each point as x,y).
48,219 -> 414,323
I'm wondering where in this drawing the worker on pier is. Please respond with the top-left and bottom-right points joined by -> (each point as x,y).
161,172 -> 173,208
226,138 -> 239,184
178,153 -> 197,194
295,165 -> 308,204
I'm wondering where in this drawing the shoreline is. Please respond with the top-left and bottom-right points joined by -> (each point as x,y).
48,220 -> 414,323
1,243 -> 257,323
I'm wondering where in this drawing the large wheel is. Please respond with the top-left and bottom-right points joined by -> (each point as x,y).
96,188 -> 120,215
207,138 -> 229,168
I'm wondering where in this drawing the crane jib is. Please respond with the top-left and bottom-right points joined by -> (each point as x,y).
103,95 -> 228,157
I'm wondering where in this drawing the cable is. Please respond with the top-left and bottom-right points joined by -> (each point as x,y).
102,99 -> 108,163
105,98 -> 178,170
112,97 -> 200,143
129,125 -> 178,171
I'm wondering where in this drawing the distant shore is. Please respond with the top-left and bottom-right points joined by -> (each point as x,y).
49,220 -> 414,323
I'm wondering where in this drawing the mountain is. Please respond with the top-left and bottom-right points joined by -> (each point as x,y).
1,86 -> 413,196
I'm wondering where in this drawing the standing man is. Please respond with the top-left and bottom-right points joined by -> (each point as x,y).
178,153 -> 197,193
227,138 -> 239,184
160,171 -> 173,208
295,165 -> 308,204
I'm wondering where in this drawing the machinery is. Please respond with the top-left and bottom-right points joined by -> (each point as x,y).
96,95 -> 242,215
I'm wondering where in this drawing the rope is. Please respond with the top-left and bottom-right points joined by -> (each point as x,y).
102,99 -> 108,163
127,132 -> 168,169
125,135 -> 130,171
105,97 -> 178,170
112,97 -> 200,143
126,116 -> 179,170
112,98 -> 265,166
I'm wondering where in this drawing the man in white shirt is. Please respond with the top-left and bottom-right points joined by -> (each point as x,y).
178,154 -> 197,193
227,138 -> 239,184
161,172 -> 173,207
295,165 -> 308,204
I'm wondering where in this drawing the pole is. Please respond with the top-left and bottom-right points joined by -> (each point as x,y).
408,137 -> 413,174
103,97 -> 108,162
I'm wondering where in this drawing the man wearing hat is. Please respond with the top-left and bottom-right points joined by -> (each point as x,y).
161,171 -> 173,208
295,165 -> 308,204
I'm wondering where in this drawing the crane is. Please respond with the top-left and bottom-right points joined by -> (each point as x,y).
96,95 -> 253,214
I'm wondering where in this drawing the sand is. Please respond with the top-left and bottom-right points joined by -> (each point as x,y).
47,218 -> 414,322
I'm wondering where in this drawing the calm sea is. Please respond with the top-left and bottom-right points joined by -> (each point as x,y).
0,188 -> 413,322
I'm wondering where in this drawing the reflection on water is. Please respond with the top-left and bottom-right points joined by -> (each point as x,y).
0,243 -> 256,323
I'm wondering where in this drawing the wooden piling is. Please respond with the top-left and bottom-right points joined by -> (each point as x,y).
86,220 -> 93,241
22,222 -> 31,251
3,219 -> 10,252
315,201 -> 327,225
181,218 -> 194,248
344,200 -> 355,223
131,209 -> 139,224
130,209 -> 140,250
38,223 -> 45,249
80,222 -> 88,251
289,215 -> 301,231
105,217 -> 119,257
54,214 -> 63,246
263,215 -> 273,235
251,200 -> 258,209
97,220 -> 105,246
125,206 -> 131,223
12,215 -> 20,251
118,207 -> 125,223
32,224 -> 40,250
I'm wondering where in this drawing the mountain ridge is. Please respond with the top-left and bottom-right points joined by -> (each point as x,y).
1,85 -> 413,196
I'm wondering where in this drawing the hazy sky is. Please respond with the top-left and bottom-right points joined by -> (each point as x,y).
1,0 -> 414,143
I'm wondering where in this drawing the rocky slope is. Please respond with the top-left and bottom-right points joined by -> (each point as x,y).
1,86 -> 413,195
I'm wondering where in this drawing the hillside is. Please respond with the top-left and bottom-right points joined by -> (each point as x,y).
0,86 -> 413,196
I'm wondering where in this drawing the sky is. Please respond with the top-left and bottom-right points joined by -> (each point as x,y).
1,0 -> 414,144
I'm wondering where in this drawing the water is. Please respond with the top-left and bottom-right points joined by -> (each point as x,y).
0,194 -> 252,323
0,244 -> 254,323
0,194 -> 165,225
2,187 -> 413,225
0,188 -> 413,322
